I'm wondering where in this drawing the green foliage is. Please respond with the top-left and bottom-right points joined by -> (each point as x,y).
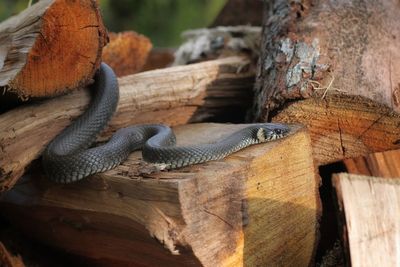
0,0 -> 30,20
0,0 -> 226,47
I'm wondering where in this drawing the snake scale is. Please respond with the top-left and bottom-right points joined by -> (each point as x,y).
42,63 -> 290,184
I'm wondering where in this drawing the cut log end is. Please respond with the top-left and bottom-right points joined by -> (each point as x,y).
2,0 -> 107,98
273,94 -> 400,165
0,123 -> 319,267
102,31 -> 153,77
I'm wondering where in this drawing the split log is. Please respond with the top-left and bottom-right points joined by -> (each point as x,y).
0,0 -> 107,98
333,173 -> 400,266
0,123 -> 319,267
344,149 -> 400,178
102,31 -> 153,77
0,57 -> 254,191
252,0 -> 400,165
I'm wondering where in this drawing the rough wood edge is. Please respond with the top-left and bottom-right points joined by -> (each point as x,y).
332,173 -> 400,267
0,123 -> 319,267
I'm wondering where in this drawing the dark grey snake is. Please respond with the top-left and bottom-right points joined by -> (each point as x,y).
42,63 -> 290,184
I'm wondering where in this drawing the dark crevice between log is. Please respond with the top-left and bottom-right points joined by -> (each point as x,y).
315,161 -> 347,266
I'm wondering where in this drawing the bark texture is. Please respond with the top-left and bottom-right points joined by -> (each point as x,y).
253,0 -> 400,164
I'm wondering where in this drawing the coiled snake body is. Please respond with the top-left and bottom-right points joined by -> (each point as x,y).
42,63 -> 290,184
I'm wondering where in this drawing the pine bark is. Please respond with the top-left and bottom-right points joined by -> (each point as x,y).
253,0 -> 400,164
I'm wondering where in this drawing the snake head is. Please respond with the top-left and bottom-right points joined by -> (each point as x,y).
256,123 -> 290,142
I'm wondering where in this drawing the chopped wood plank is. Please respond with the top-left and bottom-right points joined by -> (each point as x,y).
333,173 -> 400,267
344,149 -> 400,178
0,123 -> 319,267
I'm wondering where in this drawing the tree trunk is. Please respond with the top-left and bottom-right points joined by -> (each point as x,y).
0,123 -> 319,267
253,0 -> 400,165
0,0 -> 107,98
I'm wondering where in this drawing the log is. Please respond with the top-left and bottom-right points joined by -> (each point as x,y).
173,26 -> 261,66
0,123 -> 319,267
102,31 -> 153,77
252,0 -> 400,165
344,149 -> 400,178
333,173 -> 400,266
0,57 -> 254,191
0,0 -> 107,98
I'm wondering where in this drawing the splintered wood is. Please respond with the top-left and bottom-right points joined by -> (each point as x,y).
0,0 -> 107,98
0,124 -> 319,267
333,173 -> 400,267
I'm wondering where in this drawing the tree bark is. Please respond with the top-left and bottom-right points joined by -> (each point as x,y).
0,57 -> 254,191
0,0 -> 107,98
253,0 -> 400,165
0,123 -> 319,267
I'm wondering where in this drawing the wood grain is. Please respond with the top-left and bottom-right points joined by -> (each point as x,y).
252,0 -> 400,165
333,173 -> 400,267
0,123 -> 319,267
273,95 -> 400,165
344,149 -> 400,178
0,0 -> 107,98
102,31 -> 152,77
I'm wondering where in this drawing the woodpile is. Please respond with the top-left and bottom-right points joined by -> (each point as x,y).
0,0 -> 399,266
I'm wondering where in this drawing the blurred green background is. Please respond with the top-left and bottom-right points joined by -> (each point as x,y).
0,0 -> 227,46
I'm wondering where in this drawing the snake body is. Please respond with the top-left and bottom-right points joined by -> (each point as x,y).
42,63 -> 290,184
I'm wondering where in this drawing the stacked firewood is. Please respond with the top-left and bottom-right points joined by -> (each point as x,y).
0,0 -> 399,266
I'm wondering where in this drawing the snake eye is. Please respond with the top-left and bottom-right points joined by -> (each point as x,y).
274,129 -> 283,135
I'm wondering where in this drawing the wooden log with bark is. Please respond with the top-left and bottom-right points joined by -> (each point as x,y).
333,173 -> 400,267
0,0 -> 107,98
0,123 -> 319,267
252,0 -> 400,165
0,57 -> 254,191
